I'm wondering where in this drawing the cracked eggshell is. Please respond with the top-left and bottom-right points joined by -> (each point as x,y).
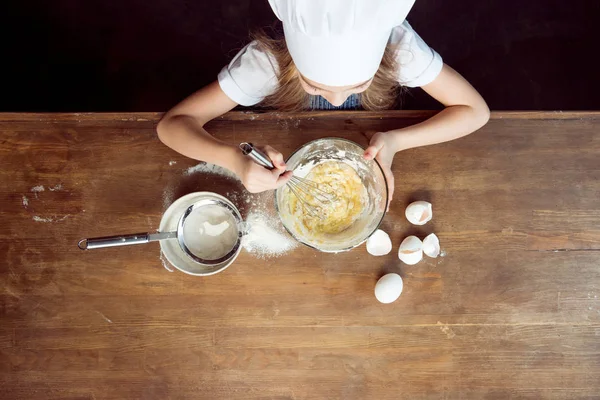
374,273 -> 403,304
423,233 -> 440,258
366,229 -> 392,256
398,235 -> 423,265
405,201 -> 432,225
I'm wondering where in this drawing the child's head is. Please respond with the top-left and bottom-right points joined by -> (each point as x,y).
254,29 -> 401,112
259,0 -> 414,111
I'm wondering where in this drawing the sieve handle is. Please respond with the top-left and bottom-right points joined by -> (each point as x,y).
239,142 -> 275,170
78,233 -> 151,250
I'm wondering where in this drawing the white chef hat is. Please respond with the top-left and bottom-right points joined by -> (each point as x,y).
268,0 -> 415,87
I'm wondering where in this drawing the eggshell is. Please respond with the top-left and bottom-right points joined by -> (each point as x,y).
423,233 -> 440,258
366,229 -> 392,256
374,273 -> 404,303
405,201 -> 433,225
398,235 -> 423,265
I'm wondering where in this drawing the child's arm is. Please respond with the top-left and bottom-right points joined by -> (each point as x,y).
157,81 -> 291,192
369,64 -> 490,152
364,64 -> 490,204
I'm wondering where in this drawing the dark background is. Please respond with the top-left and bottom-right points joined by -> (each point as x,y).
1,0 -> 598,112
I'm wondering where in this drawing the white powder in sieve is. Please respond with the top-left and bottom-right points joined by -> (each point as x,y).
182,205 -> 238,260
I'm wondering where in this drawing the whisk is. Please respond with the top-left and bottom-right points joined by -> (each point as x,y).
239,142 -> 337,218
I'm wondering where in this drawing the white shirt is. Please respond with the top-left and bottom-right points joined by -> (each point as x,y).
218,21 -> 443,106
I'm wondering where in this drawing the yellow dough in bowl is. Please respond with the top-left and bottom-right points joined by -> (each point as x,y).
287,161 -> 367,236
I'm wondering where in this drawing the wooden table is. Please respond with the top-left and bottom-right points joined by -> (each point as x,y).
1,111 -> 599,399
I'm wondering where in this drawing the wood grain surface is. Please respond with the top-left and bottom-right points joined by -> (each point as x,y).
1,111 -> 600,399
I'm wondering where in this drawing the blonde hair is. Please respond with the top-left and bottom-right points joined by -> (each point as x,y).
251,29 -> 402,112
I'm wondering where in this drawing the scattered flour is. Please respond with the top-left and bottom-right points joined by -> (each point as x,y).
242,212 -> 297,259
95,311 -> 113,324
278,119 -> 289,129
437,321 -> 456,339
169,160 -> 177,166
184,163 -> 239,180
162,185 -> 174,211
29,184 -> 63,200
33,215 -> 69,223
22,196 -> 29,208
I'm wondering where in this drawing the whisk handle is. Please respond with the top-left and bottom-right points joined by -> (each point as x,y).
239,142 -> 275,170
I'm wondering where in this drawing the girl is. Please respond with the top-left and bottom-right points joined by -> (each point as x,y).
157,0 -> 490,204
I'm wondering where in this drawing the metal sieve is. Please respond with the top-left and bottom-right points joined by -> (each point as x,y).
78,196 -> 243,266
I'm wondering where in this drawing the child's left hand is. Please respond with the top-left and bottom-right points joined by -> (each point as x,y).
363,131 -> 397,209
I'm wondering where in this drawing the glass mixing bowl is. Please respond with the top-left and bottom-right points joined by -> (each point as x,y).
275,138 -> 388,253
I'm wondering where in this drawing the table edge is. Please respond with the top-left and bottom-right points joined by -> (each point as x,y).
0,110 -> 598,123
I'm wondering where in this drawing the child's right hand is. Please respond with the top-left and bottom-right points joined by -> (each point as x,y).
234,145 -> 292,193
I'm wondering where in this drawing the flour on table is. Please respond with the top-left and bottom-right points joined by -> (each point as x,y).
242,212 -> 297,259
184,163 -> 239,180
31,185 -> 45,198
33,215 -> 69,223
22,195 -> 29,208
162,185 -> 174,211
